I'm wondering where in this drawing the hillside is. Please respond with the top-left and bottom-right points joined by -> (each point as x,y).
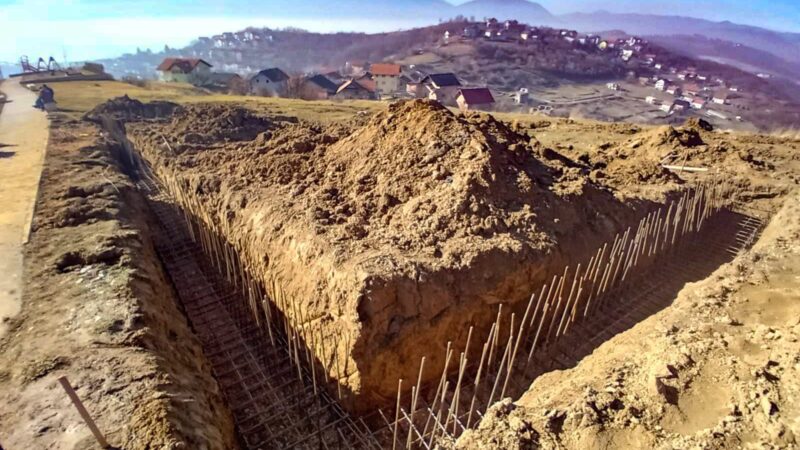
562,12 -> 800,64
647,34 -> 800,81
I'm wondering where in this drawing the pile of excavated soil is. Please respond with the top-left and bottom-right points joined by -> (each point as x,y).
457,189 -> 800,449
126,100 -> 646,410
0,117 -> 236,449
530,117 -> 799,205
83,94 -> 179,123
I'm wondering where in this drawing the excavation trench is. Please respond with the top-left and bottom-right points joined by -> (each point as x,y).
98,116 -> 385,449
91,100 -> 766,449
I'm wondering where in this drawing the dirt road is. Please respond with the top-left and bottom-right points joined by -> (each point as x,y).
0,81 -> 49,337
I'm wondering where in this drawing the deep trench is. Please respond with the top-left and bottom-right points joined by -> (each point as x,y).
103,118 -> 766,449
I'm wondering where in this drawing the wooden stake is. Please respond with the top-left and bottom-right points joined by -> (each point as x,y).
58,376 -> 110,449
392,379 -> 403,450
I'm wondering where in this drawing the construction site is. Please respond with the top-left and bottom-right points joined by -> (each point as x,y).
0,81 -> 798,449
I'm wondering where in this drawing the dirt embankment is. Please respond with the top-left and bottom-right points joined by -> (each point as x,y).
528,116 -> 800,206
0,115 -> 237,449
456,189 -> 800,449
123,99 -> 651,410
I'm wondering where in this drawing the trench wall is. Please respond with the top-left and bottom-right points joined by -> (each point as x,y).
124,127 -> 642,413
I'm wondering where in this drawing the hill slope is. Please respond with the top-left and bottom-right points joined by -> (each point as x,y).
562,12 -> 800,64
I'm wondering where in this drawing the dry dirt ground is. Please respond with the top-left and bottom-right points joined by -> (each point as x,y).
457,189 -> 800,449
0,81 -> 48,338
1,83 -> 798,449
124,99 -> 650,410
0,115 -> 236,449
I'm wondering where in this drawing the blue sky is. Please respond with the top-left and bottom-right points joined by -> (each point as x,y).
1,0 -> 798,63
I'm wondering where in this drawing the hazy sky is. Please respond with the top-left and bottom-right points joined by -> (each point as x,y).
1,0 -> 798,63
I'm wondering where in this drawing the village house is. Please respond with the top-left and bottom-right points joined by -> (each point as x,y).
335,79 -> 376,100
200,72 -> 243,92
606,82 -> 620,91
156,58 -> 212,84
354,73 -> 377,93
368,63 -> 403,95
420,73 -> 462,105
515,88 -> 530,105
672,99 -> 691,112
406,81 -> 423,98
691,97 -> 707,109
250,67 -> 289,96
645,96 -> 659,105
521,29 -> 539,41
712,92 -> 729,105
621,49 -> 634,61
666,86 -> 683,96
503,20 -> 526,39
456,88 -> 495,112
297,74 -> 340,100
655,79 -> 667,91
463,24 -> 481,38
660,103 -> 672,113
683,83 -> 701,96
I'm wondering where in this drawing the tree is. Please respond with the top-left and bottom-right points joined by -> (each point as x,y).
284,74 -> 307,99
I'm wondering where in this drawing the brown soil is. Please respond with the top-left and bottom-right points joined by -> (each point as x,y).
0,116 -> 237,449
123,99 -> 652,410
527,116 -> 800,205
455,189 -> 800,449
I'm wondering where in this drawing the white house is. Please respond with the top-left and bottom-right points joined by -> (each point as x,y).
369,63 -> 403,95
655,79 -> 667,91
420,73 -> 462,105
691,97 -> 707,110
621,49 -> 634,61
645,96 -> 659,105
712,92 -> 728,105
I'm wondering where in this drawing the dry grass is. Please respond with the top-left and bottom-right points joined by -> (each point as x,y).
51,80 -> 386,123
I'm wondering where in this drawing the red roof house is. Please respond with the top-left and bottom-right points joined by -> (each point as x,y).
156,58 -> 212,83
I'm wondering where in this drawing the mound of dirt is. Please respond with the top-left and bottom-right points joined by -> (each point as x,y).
127,99 -> 643,410
457,190 -> 800,450
159,103 -> 297,145
83,95 -> 179,123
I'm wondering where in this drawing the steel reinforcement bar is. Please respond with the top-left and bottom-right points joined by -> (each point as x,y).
383,177 -> 766,449
136,173 -> 384,449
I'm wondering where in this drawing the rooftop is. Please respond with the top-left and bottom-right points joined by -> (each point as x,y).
157,58 -> 212,73
369,63 -> 402,77
458,88 -> 495,105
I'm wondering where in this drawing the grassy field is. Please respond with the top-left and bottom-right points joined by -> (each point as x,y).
49,80 -> 386,122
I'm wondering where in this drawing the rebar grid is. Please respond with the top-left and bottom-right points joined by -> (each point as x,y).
136,174 -> 384,450
385,179 -> 767,449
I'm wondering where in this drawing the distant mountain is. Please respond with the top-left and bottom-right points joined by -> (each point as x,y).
561,12 -> 800,64
456,0 -> 558,26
